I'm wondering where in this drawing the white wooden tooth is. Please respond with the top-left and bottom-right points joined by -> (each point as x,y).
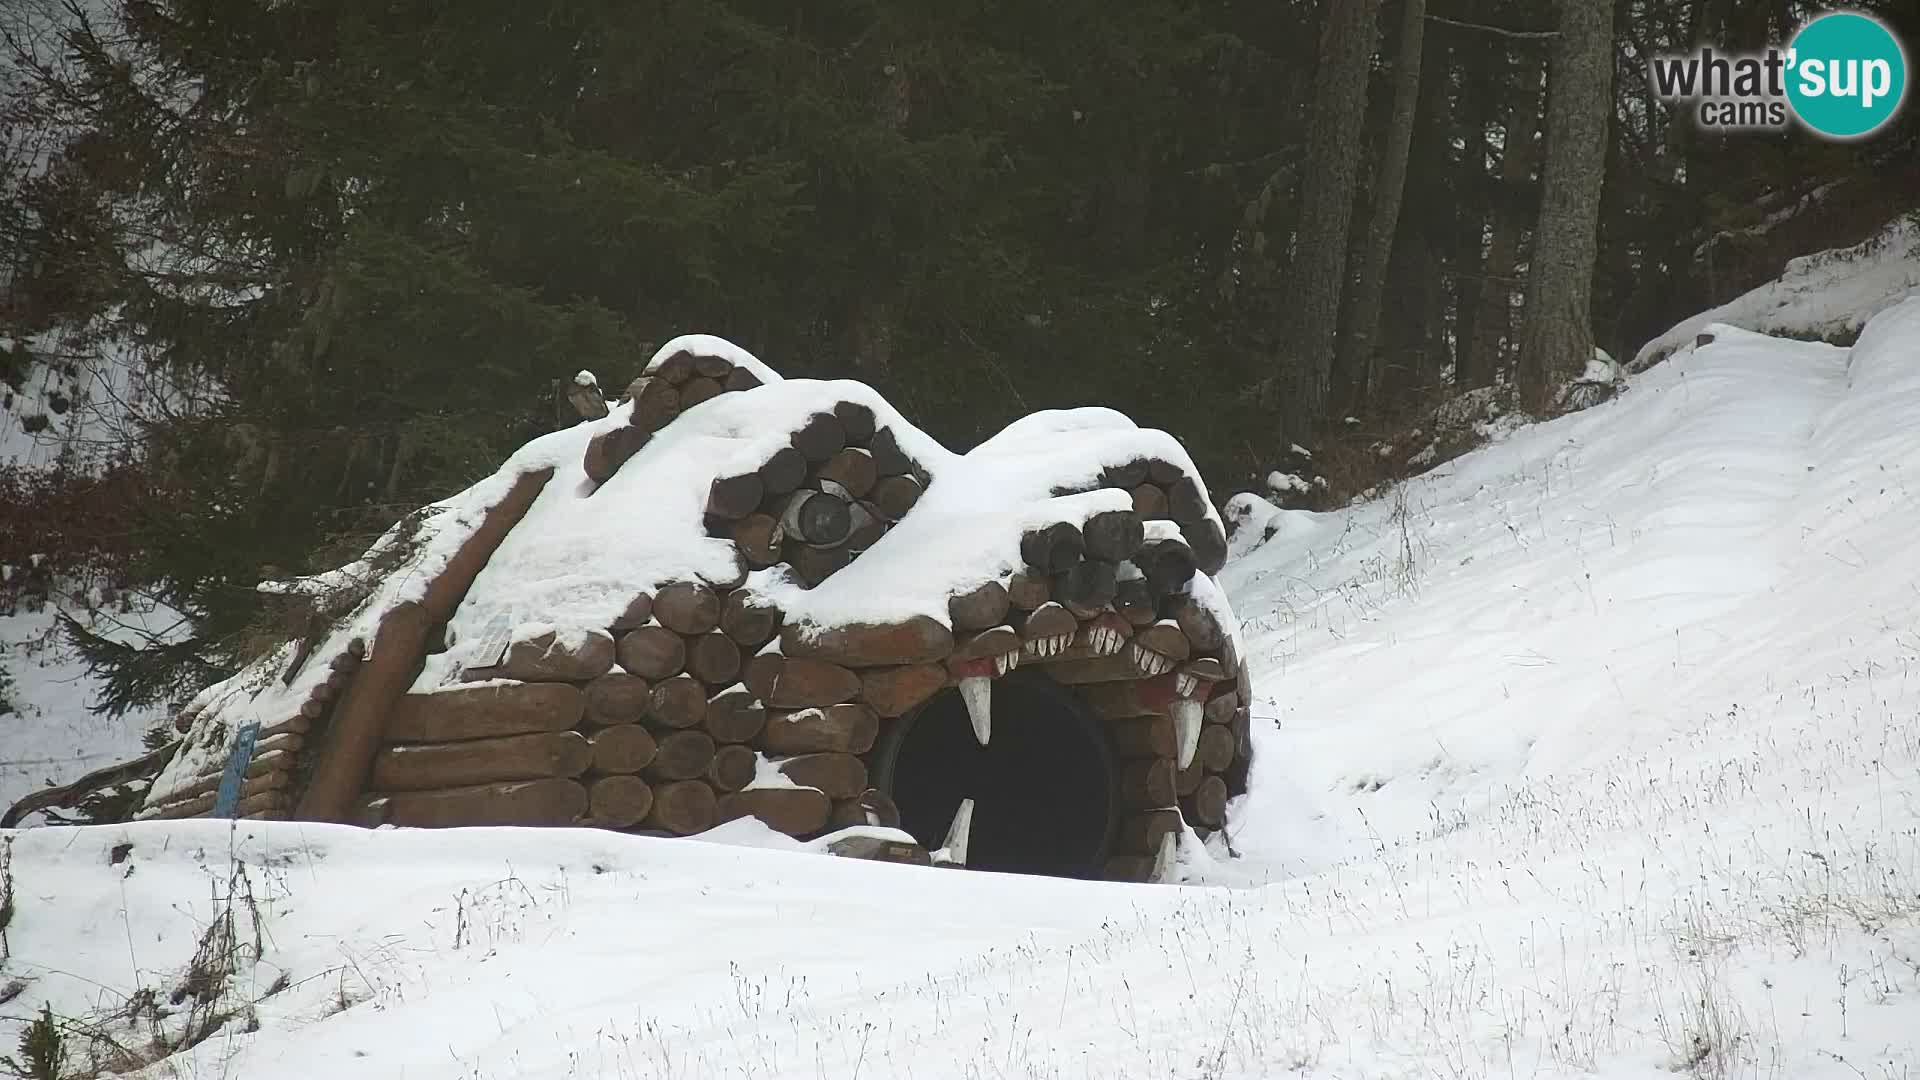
960,675 -> 992,747
1172,698 -> 1203,769
937,797 -> 975,867
1149,830 -> 1178,883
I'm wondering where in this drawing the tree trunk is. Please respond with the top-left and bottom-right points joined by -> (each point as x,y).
1334,0 -> 1427,412
1463,62 -> 1544,389
1266,0 -> 1383,437
1516,0 -> 1613,413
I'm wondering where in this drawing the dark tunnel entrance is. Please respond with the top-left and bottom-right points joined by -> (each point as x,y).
872,669 -> 1119,878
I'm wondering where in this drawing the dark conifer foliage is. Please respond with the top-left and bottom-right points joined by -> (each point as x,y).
1,0 -> 1914,713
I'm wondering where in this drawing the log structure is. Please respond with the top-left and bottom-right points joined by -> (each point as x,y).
115,333 -> 1252,884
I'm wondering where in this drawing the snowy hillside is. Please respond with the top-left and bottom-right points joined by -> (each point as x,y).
0,338 -> 173,815
4,296 -> 1918,1076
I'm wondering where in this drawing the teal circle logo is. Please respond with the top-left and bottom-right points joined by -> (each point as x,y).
1786,13 -> 1907,139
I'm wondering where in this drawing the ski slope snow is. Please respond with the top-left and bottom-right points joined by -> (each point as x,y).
4,301 -> 1920,1077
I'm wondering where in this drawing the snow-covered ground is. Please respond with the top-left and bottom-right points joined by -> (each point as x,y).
5,299 -> 1920,1074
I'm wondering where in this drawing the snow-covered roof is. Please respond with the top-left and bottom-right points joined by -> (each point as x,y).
149,335 -> 1233,816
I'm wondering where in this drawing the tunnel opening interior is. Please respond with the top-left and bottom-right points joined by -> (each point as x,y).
874,670 -> 1118,878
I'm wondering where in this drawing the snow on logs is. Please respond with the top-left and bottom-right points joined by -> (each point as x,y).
704,407 -> 930,587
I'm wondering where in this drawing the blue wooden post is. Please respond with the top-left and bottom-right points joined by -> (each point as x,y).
211,720 -> 262,818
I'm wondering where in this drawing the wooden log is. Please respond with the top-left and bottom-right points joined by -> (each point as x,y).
583,425 -> 646,485
1130,482 -> 1169,519
1020,522 -> 1085,574
720,589 -> 781,649
782,615 -> 953,667
780,489 -> 853,546
1187,517 -> 1229,576
387,682 -> 586,743
952,625 -> 1021,662
830,788 -> 902,829
724,365 -> 764,392
1167,475 -> 1209,525
1104,855 -> 1159,883
1204,688 -> 1239,725
648,674 -> 710,729
291,469 -> 561,825
791,542 -> 856,587
817,448 -> 878,500
1077,677 -> 1177,717
761,703 -> 878,754
627,376 -> 683,430
1102,458 -> 1150,489
948,580 -> 1010,631
790,412 -> 847,464
679,376 -> 723,409
372,731 -> 591,791
1147,458 -> 1185,485
717,787 -> 830,837
869,473 -> 922,522
589,724 -> 658,773
1116,808 -> 1183,856
1120,759 -> 1177,808
1112,715 -> 1176,759
1046,652 -> 1153,686
1181,656 -> 1229,688
654,581 -> 722,635
499,626 -> 615,683
868,426 -> 913,476
1196,723 -> 1236,772
834,401 -> 877,444
744,653 -> 863,708
1170,594 -> 1228,654
689,351 -> 733,378
1081,509 -> 1146,562
686,631 -> 742,686
1053,559 -> 1118,618
584,672 -> 652,726
757,445 -> 809,497
380,778 -> 588,828
610,592 -> 654,631
644,730 -> 717,781
845,500 -> 888,549
1015,602 -> 1078,651
1184,775 -> 1228,826
617,625 -> 687,680
644,779 -> 717,835
859,663 -> 948,718
234,789 -> 287,818
1006,571 -> 1050,610
773,753 -> 868,799
707,471 -> 765,521
706,743 -> 758,792
1176,759 -> 1205,798
649,351 -> 696,384
588,775 -> 655,827
1114,576 -> 1157,627
704,686 -> 768,743
1136,538 -> 1197,597
1130,620 -> 1192,673
141,753 -> 292,811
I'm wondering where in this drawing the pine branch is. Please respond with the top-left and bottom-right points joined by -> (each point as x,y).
1425,13 -> 1558,40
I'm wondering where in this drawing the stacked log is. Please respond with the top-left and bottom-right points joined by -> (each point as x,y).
704,404 -> 932,588
584,345 -> 772,487
140,643 -> 369,822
